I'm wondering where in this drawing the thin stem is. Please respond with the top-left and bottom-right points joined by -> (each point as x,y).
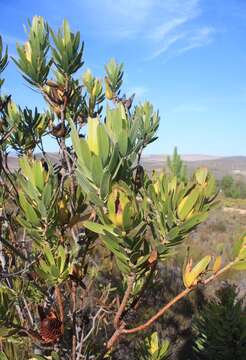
71,281 -> 77,360
113,274 -> 136,329
23,296 -> 34,327
76,307 -> 104,360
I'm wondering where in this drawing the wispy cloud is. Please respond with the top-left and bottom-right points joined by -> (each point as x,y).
148,33 -> 185,59
175,27 -> 215,55
148,0 -> 201,41
150,26 -> 216,59
72,0 -> 216,59
147,1 -> 216,59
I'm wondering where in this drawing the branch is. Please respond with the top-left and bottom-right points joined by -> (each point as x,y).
113,273 -> 135,329
55,286 -> 64,334
71,281 -> 77,360
0,126 -> 15,145
123,260 -> 235,335
103,260 -> 236,354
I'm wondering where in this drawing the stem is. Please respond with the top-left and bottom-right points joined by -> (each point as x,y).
123,287 -> 191,335
71,281 -> 77,360
104,260 -> 236,354
55,286 -> 64,334
107,322 -> 126,351
123,260 -> 235,335
0,126 -> 15,145
113,274 -> 135,329
0,151 -> 18,196
23,296 -> 34,327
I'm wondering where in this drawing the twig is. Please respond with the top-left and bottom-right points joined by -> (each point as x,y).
76,307 -> 104,360
23,296 -> 34,327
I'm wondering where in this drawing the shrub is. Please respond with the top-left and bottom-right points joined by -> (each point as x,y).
221,175 -> 246,199
191,284 -> 246,360
166,146 -> 188,183
0,17 -> 245,360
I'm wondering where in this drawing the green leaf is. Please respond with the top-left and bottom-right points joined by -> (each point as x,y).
87,191 -> 105,207
33,160 -> 44,190
97,123 -> 110,165
69,119 -> 91,174
100,170 -> 111,200
83,221 -> 106,235
177,188 -> 200,221
185,256 -> 211,288
233,233 -> 246,258
118,129 -> 128,156
0,352 -> 9,360
195,167 -> 208,185
107,143 -> 119,174
159,339 -> 170,359
75,170 -> 96,194
18,191 -> 40,226
87,117 -> 99,155
91,155 -> 103,187
44,245 -> 55,266
232,260 -> 246,271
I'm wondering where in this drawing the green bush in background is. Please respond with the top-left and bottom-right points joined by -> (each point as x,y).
191,284 -> 246,360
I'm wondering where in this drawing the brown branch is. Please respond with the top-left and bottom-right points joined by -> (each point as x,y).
0,151 -> 18,196
107,322 -> 126,351
71,281 -> 77,360
102,260 -> 236,355
0,126 -> 15,145
113,274 -> 135,329
123,287 -> 191,335
123,260 -> 235,335
55,286 -> 64,334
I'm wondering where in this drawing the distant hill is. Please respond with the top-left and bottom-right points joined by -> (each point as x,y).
5,153 -> 246,179
142,155 -> 246,179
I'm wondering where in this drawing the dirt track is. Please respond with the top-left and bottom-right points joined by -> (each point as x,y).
223,206 -> 246,215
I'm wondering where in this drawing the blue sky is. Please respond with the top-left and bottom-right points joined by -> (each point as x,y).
0,0 -> 246,156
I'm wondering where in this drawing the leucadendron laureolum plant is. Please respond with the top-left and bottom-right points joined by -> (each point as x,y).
0,16 -> 245,360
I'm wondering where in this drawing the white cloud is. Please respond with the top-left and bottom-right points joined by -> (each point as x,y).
149,0 -> 201,41
148,33 -> 185,59
175,27 -> 215,55
149,17 -> 191,41
71,0 -> 216,58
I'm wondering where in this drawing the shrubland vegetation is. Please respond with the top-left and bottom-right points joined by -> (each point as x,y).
191,284 -> 246,360
220,175 -> 246,199
0,17 -> 245,360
